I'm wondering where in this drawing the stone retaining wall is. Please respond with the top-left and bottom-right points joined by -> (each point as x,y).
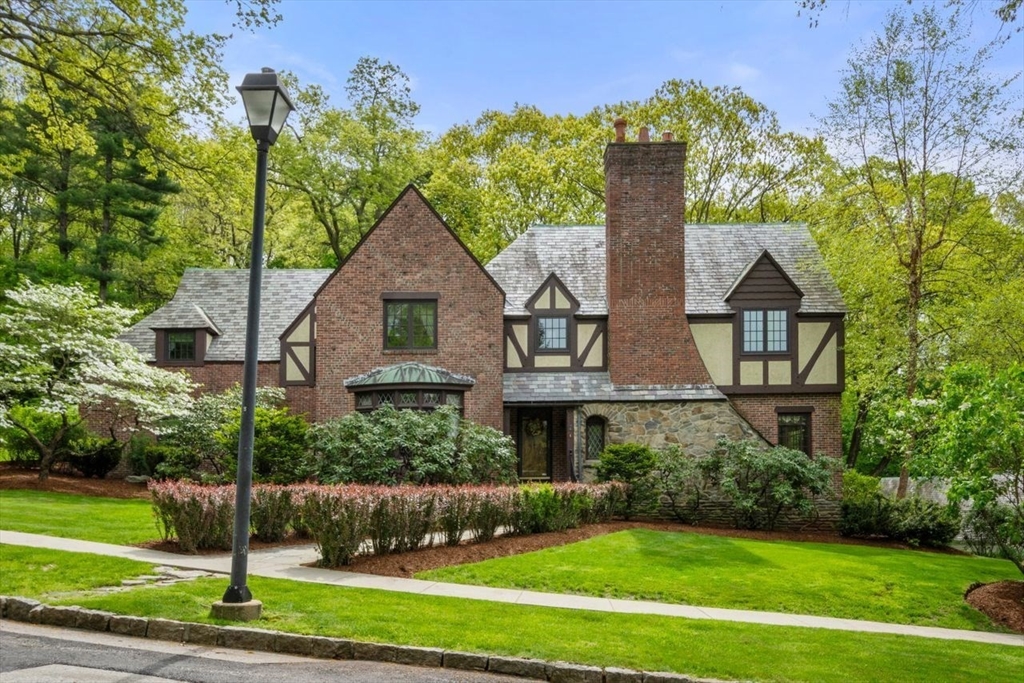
0,596 -> 729,683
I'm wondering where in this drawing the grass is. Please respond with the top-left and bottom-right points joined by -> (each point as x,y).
0,490 -> 160,545
1,545 -> 1021,683
418,529 -> 1022,632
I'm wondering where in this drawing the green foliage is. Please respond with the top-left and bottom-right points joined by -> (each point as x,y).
215,406 -> 311,485
838,471 -> 961,547
155,385 -> 285,481
925,363 -> 1024,573
249,485 -> 297,543
962,504 -> 1024,562
596,443 -> 659,520
67,435 -> 122,478
309,406 -> 516,486
0,405 -> 85,467
715,439 -> 838,531
652,445 -> 718,523
148,481 -> 235,553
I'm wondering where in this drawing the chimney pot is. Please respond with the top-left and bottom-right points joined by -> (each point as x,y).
613,117 -> 627,143
662,131 -> 674,142
638,126 -> 650,143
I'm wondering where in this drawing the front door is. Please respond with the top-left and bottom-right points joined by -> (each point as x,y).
518,407 -> 552,480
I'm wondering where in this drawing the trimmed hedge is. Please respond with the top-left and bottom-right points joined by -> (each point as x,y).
149,481 -> 621,563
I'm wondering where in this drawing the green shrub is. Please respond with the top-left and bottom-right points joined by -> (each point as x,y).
888,496 -> 960,547
299,485 -> 373,567
0,405 -> 85,467
216,406 -> 311,484
517,483 -> 561,533
653,445 -> 718,524
67,436 -> 123,478
310,406 -> 517,486
126,434 -> 171,477
961,502 -> 1024,563
596,443 -> 659,520
715,439 -> 838,531
156,385 -> 286,481
436,486 -> 475,546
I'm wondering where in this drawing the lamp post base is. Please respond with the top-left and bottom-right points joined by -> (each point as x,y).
211,599 -> 263,622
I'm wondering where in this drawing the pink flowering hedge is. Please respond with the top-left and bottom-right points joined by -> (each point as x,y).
150,481 -> 622,565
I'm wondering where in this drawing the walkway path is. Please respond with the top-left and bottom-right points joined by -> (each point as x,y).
3,530 -> 1022,648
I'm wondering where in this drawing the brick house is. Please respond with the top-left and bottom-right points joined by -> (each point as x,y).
123,120 -> 845,482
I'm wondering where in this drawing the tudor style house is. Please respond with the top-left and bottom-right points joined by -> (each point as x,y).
123,120 -> 845,482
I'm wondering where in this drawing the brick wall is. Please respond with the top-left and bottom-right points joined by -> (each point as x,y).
728,393 -> 843,460
177,362 -> 315,420
604,136 -> 711,387
313,187 -> 506,430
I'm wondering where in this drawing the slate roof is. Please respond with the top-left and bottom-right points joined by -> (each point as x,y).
485,223 -> 845,316
121,268 -> 332,362
345,362 -> 476,388
504,372 -> 725,404
486,226 -> 607,316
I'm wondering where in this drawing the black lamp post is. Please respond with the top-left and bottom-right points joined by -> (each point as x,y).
213,68 -> 294,621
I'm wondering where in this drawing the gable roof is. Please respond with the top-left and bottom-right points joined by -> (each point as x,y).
121,268 -> 333,362
486,223 -> 844,316
724,249 -> 804,302
486,226 -> 607,316
312,184 -> 505,301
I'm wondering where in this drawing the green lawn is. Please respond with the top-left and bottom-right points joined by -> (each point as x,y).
418,529 -> 1021,632
1,545 -> 1020,683
0,490 -> 160,545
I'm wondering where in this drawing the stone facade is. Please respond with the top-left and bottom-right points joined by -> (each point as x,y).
576,400 -> 765,482
312,187 -> 506,431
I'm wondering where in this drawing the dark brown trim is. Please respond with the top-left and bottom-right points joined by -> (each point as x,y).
578,322 -> 603,365
381,291 -> 440,300
533,314 -> 572,355
155,329 -> 205,367
525,272 -> 580,312
351,387 -> 466,414
722,384 -> 843,395
311,185 -> 507,303
775,405 -> 815,413
725,250 -> 805,302
776,407 -> 813,455
504,316 -> 608,373
516,406 -> 554,481
505,320 -> 529,368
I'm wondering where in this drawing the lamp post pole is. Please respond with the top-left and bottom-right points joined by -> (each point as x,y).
222,136 -> 270,606
212,68 -> 293,622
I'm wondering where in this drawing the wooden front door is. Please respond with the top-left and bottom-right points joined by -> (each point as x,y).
518,407 -> 552,480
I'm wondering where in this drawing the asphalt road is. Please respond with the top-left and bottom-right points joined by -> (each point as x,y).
0,621 -> 526,683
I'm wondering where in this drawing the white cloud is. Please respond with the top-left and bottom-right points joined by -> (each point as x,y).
727,62 -> 761,83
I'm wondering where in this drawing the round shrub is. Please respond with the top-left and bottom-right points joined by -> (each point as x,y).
596,443 -> 659,520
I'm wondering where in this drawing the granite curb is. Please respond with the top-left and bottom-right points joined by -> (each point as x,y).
0,595 -> 729,683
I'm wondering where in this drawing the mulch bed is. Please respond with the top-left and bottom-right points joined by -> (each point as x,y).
3,466 -> 1018,632
965,581 -> 1024,634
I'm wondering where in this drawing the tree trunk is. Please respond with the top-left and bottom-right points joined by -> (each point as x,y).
897,240 -> 925,500
846,395 -> 870,468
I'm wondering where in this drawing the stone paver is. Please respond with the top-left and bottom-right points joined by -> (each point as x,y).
2,529 -> 1021,648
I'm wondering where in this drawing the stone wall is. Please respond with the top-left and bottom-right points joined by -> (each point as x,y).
576,399 -> 766,482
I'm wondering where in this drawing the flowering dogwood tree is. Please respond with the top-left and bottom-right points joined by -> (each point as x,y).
0,282 -> 196,479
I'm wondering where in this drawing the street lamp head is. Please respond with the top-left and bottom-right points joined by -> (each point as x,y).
236,67 -> 295,145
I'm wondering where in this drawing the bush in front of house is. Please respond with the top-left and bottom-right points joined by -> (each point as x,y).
154,385 -> 292,482
215,406 -> 311,484
652,445 -> 719,524
250,485 -> 297,543
309,405 -> 517,486
596,443 -> 660,520
67,435 -> 123,478
714,438 -> 838,531
149,481 -> 235,553
961,502 -> 1024,562
837,470 -> 961,547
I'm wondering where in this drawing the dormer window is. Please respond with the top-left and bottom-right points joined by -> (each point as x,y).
742,309 -> 788,353
166,330 -> 196,361
537,316 -> 568,351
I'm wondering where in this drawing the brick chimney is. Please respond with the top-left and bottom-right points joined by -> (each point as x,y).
604,119 -> 711,386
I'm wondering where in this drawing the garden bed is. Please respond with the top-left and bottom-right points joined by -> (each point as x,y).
0,468 -> 149,499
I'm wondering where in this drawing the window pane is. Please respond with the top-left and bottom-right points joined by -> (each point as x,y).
411,303 -> 436,347
377,391 -> 394,406
398,391 -> 418,406
423,391 -> 440,407
743,310 -> 763,353
445,392 -> 462,407
537,317 -> 567,350
356,393 -> 373,409
167,331 -> 195,361
586,417 -> 605,460
778,413 -> 809,453
767,310 -> 787,352
385,303 -> 409,348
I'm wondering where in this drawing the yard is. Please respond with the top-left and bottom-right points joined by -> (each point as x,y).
1,478 -> 1021,682
1,544 -> 1021,683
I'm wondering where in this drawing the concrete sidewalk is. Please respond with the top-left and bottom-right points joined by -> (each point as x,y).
2,529 -> 1022,648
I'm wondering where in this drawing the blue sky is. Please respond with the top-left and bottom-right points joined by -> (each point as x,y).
185,0 -> 1023,136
